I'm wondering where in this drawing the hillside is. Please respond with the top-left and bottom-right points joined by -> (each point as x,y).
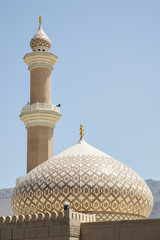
0,188 -> 13,216
0,179 -> 159,218
146,179 -> 160,219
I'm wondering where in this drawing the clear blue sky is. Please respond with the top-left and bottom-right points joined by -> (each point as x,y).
0,0 -> 160,188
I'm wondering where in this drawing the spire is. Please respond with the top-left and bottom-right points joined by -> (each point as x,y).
39,16 -> 42,25
80,124 -> 84,137
79,124 -> 84,142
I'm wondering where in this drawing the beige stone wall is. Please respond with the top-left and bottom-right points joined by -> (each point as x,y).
1,209 -> 160,240
30,68 -> 51,104
0,210 -> 93,240
81,219 -> 160,240
0,215 -> 80,240
27,126 -> 53,173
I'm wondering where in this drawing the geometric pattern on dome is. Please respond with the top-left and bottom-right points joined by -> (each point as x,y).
96,213 -> 145,221
12,148 -> 153,221
96,213 -> 145,222
30,24 -> 51,49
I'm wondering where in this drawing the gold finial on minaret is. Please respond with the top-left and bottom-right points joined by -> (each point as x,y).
39,16 -> 42,24
80,124 -> 84,137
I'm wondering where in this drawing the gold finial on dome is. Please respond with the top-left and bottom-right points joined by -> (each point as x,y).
80,124 -> 84,137
39,16 -> 42,24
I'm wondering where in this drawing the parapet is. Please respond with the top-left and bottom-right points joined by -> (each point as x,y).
0,209 -> 96,225
0,210 -> 96,240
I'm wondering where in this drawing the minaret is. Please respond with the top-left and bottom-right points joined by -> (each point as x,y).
20,17 -> 61,173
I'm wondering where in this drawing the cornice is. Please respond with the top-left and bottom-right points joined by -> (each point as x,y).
24,52 -> 58,71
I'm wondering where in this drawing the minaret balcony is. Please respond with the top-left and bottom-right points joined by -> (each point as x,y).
20,102 -> 61,129
24,52 -> 58,71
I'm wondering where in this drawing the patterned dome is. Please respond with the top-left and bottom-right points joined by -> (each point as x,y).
30,20 -> 51,50
12,136 -> 153,221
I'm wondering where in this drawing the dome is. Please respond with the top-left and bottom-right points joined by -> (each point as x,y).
12,130 -> 153,221
30,17 -> 51,51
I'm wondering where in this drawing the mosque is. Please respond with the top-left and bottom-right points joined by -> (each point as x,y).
0,17 -> 159,240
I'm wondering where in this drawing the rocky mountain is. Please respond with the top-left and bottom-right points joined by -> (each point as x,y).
0,179 -> 159,218
0,188 -> 13,216
146,179 -> 160,219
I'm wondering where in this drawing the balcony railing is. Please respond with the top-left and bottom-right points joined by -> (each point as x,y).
21,102 -> 60,113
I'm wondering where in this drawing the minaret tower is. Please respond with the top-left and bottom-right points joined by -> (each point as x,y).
20,17 -> 61,173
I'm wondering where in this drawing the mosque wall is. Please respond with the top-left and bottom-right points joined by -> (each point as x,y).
81,219 -> 160,240
0,210 -> 94,240
0,209 -> 160,240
